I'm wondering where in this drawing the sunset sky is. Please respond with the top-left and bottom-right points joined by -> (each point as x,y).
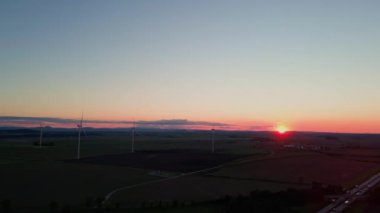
1,0 -> 379,133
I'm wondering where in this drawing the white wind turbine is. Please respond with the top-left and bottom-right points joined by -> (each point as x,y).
77,113 -> 86,160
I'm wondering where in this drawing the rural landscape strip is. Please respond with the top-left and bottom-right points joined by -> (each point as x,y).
102,164 -> 224,204
102,153 -> 326,204
102,151 -> 378,209
102,153 -> 278,203
202,174 -> 309,186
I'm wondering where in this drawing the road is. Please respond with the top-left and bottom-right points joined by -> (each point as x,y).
318,172 -> 380,213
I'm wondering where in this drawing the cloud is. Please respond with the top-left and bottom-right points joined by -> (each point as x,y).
0,116 -> 229,129
0,116 -> 79,124
248,125 -> 274,131
0,116 -> 275,131
134,119 -> 228,126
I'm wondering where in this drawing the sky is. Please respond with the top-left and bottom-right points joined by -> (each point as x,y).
1,0 -> 380,133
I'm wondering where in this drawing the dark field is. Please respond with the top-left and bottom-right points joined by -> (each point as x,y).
1,128 -> 380,212
211,153 -> 380,187
112,173 -> 307,208
72,149 -> 243,172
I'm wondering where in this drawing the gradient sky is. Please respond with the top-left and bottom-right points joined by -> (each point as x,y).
1,0 -> 380,133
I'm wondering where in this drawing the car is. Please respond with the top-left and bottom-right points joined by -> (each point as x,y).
344,200 -> 349,204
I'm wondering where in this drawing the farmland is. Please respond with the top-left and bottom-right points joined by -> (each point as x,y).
1,128 -> 380,212
210,153 -> 380,187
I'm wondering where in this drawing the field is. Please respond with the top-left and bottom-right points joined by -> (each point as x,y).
0,162 -> 156,212
1,129 -> 380,212
210,153 -> 380,187
111,171 -> 307,208
73,149 -> 242,172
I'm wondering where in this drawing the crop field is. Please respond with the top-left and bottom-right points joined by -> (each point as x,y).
0,130 -> 269,212
73,149 -> 243,172
108,152 -> 380,208
111,173 -> 307,208
210,153 -> 380,188
0,162 -> 157,212
1,129 -> 380,212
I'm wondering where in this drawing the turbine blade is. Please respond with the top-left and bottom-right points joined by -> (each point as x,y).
82,127 -> 88,137
80,112 -> 87,137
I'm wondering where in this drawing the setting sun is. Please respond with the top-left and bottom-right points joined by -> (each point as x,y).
275,125 -> 288,134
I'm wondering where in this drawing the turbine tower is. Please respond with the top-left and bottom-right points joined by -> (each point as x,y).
211,128 -> 215,153
77,113 -> 84,160
39,122 -> 43,148
131,122 -> 135,153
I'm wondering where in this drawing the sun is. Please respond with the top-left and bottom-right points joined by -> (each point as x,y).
275,125 -> 288,134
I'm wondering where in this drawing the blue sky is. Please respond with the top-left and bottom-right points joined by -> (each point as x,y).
1,0 -> 380,132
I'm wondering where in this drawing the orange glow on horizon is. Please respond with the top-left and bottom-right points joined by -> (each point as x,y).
275,124 -> 288,134
1,115 -> 380,133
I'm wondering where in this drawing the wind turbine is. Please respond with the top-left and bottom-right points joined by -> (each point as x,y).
39,122 -> 43,148
211,128 -> 215,153
131,121 -> 135,153
77,113 -> 85,160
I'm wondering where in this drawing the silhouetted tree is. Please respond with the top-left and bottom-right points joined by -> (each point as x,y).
224,194 -> 231,202
85,197 -> 94,208
1,200 -> 11,213
325,184 -> 343,194
61,204 -> 71,213
172,200 -> 178,207
95,197 -> 103,208
49,201 -> 59,212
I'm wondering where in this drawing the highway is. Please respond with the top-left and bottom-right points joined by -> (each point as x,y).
318,172 -> 380,213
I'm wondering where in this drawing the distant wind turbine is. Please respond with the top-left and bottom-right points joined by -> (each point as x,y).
39,122 -> 43,148
211,128 -> 215,153
77,113 -> 86,160
131,122 -> 136,153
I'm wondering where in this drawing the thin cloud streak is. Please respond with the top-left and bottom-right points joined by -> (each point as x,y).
0,116 -> 275,131
0,116 -> 232,129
